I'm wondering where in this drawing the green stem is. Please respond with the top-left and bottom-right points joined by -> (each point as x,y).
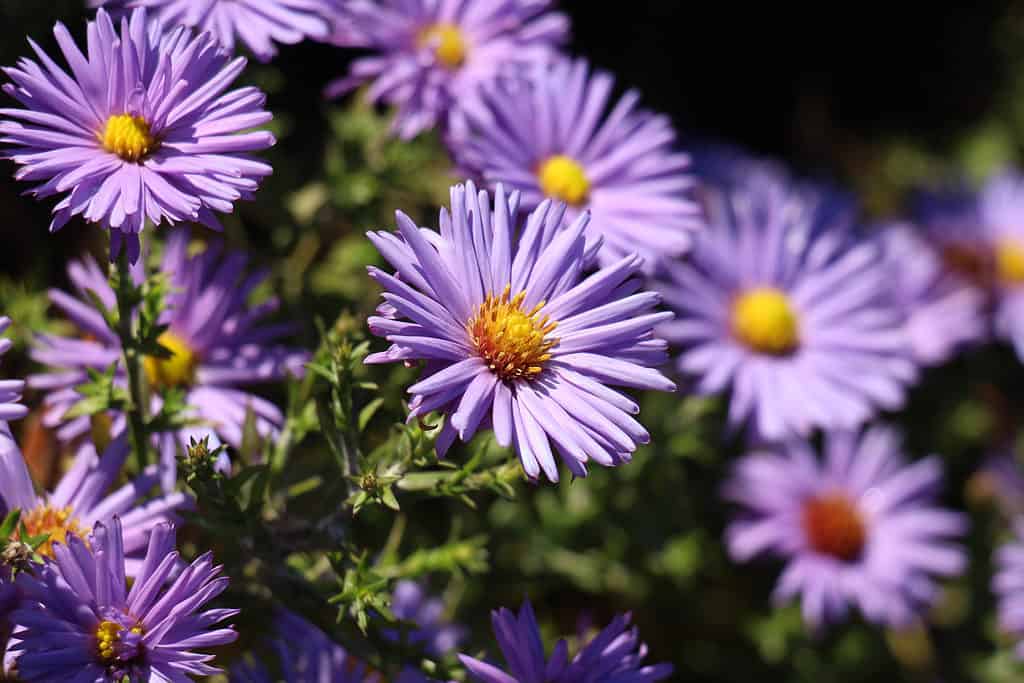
115,248 -> 150,472
316,394 -> 358,497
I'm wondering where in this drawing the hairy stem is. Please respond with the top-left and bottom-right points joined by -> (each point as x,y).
115,248 -> 149,472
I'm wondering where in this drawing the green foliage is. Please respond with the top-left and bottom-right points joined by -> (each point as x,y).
63,364 -> 129,420
318,95 -> 454,228
0,510 -> 52,574
0,277 -> 69,351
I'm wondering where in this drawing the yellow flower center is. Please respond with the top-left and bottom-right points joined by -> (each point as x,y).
20,504 -> 87,559
143,331 -> 198,389
418,23 -> 467,68
996,239 -> 1024,285
537,155 -> 591,206
96,620 -> 144,662
100,114 -> 157,163
468,285 -> 558,382
731,287 -> 800,355
802,493 -> 867,562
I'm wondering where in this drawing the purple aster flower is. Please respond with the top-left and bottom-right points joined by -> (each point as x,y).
655,172 -> 916,441
90,0 -> 333,63
0,8 -> 275,262
879,223 -> 986,366
916,171 -> 1024,358
453,57 -> 702,272
30,229 -> 309,490
0,318 -> 26,422
0,423 -> 187,568
324,0 -> 568,140
231,609 -> 379,683
389,580 -> 465,657
9,516 -> 237,681
459,600 -> 672,683
366,182 -> 676,482
724,426 -> 967,629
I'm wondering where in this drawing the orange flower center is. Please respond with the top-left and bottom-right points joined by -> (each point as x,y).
19,503 -> 87,558
801,493 -> 867,562
468,285 -> 558,381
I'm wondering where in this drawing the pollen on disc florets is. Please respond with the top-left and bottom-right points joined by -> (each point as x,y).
801,493 -> 867,562
96,619 -> 144,663
468,285 -> 558,382
143,331 -> 198,389
731,287 -> 800,355
418,22 -> 468,68
20,503 -> 87,558
101,114 -> 157,163
537,154 -> 591,206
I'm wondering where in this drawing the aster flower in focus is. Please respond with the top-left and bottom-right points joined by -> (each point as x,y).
879,223 -> 986,366
90,0 -> 333,63
0,8 -> 275,262
10,517 -> 236,681
656,173 -> 916,441
454,58 -> 702,271
324,0 -> 568,139
0,317 -> 26,422
724,427 -> 967,629
459,600 -> 672,683
30,229 -> 309,490
916,171 -> 1024,359
0,424 -> 187,567
367,182 -> 676,482
231,609 -> 380,683
389,580 -> 465,657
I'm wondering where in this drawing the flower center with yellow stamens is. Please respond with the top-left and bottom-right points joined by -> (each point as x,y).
802,493 -> 867,562
996,239 -> 1024,285
418,23 -> 467,68
537,155 -> 591,206
19,504 -> 87,558
101,114 -> 157,163
468,285 -> 558,382
143,331 -> 198,389
95,620 -> 144,662
731,287 -> 800,355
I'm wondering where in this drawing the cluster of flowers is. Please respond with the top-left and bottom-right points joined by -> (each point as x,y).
0,0 -> 684,679
3,0 -> 1024,680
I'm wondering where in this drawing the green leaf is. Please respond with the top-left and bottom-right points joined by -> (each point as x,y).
63,364 -> 130,419
358,397 -> 384,432
0,509 -> 21,539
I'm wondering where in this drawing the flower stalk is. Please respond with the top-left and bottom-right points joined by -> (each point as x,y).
114,247 -> 150,472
